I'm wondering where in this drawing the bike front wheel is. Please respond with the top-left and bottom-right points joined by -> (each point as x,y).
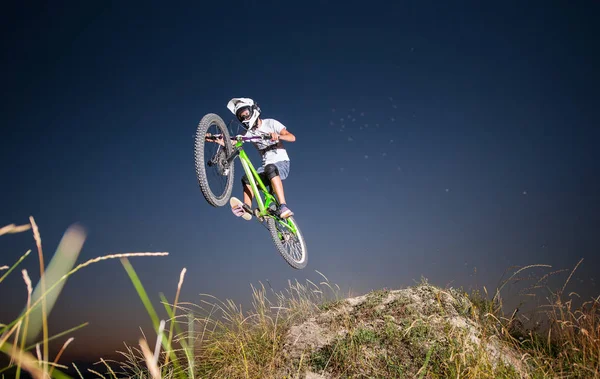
266,216 -> 308,269
194,113 -> 235,207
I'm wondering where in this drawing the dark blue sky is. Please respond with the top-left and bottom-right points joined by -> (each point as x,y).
1,0 -> 599,362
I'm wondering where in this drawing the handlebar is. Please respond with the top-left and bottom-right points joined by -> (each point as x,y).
206,133 -> 272,142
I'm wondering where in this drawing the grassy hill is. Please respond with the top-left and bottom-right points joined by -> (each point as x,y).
110,272 -> 598,379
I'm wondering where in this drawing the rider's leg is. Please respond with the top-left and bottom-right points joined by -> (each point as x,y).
242,183 -> 253,207
235,162 -> 292,218
270,176 -> 287,205
231,174 -> 255,219
237,171 -> 267,211
264,161 -> 293,218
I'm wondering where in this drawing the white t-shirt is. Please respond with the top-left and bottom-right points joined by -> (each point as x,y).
243,118 -> 290,166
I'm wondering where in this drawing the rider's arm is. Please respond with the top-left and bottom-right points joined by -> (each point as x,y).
276,128 -> 296,142
205,133 -> 233,147
270,119 -> 295,143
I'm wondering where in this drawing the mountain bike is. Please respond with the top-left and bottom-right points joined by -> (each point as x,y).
194,113 -> 308,269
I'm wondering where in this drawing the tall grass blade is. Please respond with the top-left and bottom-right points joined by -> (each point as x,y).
418,343 -> 435,379
26,224 -> 86,344
119,257 -> 185,379
0,341 -> 46,379
0,250 -> 31,284
0,223 -> 31,236
24,322 -> 89,352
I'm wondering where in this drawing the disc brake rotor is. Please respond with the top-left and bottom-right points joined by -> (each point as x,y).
209,148 -> 229,176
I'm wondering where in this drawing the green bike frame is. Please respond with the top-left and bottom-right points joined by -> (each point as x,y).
231,137 -> 297,233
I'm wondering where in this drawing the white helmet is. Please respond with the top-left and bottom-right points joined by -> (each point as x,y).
226,97 -> 261,129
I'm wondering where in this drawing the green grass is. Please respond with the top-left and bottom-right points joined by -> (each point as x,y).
2,220 -> 599,378
0,220 -> 169,379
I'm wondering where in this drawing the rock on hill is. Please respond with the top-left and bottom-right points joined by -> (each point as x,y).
277,282 -> 525,378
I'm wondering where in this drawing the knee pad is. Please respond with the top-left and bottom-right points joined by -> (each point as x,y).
241,172 -> 268,187
264,164 -> 280,180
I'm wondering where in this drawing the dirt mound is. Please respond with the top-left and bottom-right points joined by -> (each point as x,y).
278,283 -> 525,378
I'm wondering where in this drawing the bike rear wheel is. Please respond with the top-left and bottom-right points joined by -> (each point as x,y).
194,113 -> 235,207
266,216 -> 308,269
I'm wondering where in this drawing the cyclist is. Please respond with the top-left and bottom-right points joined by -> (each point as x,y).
225,97 -> 296,220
